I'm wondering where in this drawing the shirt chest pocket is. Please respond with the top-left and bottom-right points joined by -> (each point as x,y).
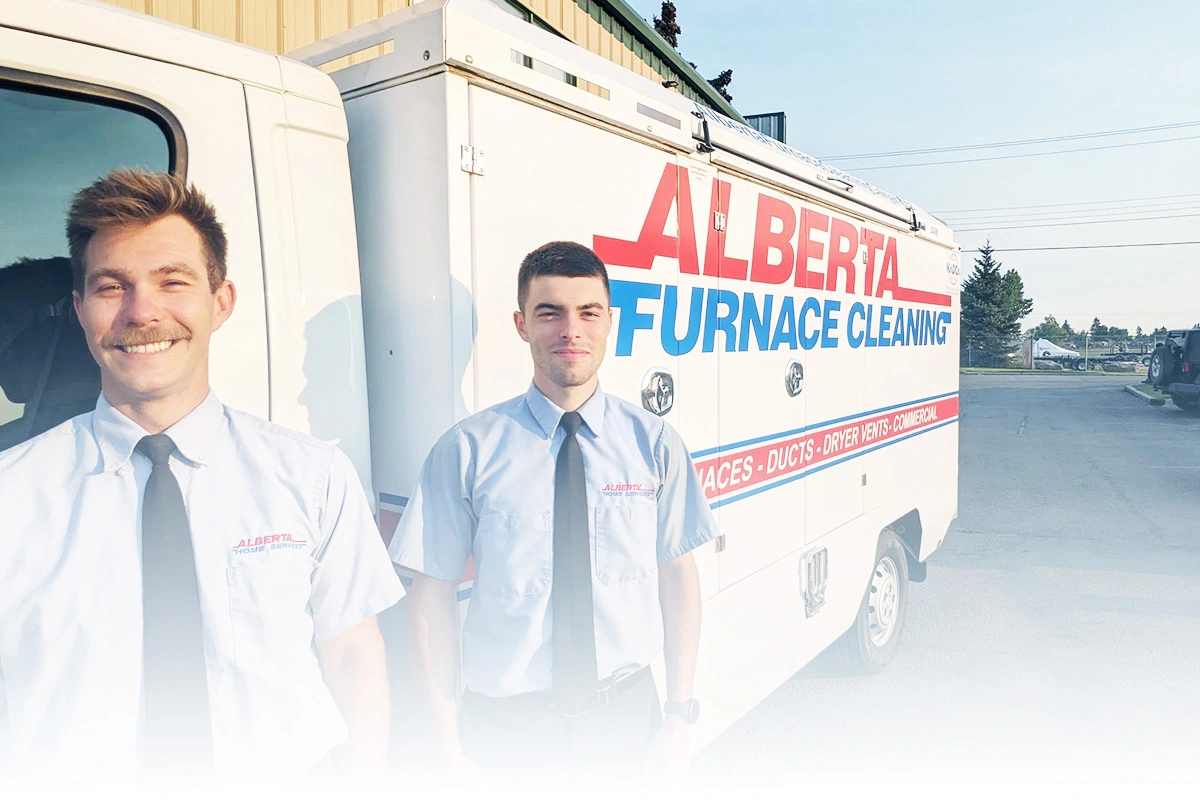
594,499 -> 658,585
474,511 -> 552,598
226,552 -> 317,663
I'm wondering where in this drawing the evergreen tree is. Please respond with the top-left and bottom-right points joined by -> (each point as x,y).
960,241 -> 1033,364
708,69 -> 734,102
1001,269 -> 1034,324
1062,319 -> 1074,336
653,2 -> 681,48
649,2 -> 735,104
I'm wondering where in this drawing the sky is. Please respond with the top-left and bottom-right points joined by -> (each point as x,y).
625,0 -> 1200,335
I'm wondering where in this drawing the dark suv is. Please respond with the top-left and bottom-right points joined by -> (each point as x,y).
1149,329 -> 1200,411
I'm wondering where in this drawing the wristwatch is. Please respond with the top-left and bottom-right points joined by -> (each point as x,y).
663,698 -> 700,724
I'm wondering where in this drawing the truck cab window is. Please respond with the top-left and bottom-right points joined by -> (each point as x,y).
0,83 -> 170,451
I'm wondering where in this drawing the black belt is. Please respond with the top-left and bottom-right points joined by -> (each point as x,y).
467,665 -> 651,718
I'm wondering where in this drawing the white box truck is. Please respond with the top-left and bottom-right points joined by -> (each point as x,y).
0,0 -> 961,754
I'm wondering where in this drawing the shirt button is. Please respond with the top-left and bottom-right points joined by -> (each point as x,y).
116,467 -> 127,477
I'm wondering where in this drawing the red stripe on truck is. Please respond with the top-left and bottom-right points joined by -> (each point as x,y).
694,396 -> 959,500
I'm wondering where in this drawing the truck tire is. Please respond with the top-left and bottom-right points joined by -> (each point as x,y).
1149,348 -> 1173,387
1171,394 -> 1199,413
829,529 -> 909,674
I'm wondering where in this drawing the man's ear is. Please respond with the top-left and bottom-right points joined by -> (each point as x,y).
73,290 -> 83,317
513,310 -> 531,343
211,280 -> 237,332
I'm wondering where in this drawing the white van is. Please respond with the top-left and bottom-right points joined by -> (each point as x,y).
0,0 -> 960,753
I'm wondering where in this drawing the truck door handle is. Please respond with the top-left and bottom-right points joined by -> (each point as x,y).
641,368 -> 674,416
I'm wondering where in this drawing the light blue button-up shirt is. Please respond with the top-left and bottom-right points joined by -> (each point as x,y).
390,382 -> 718,697
0,392 -> 403,780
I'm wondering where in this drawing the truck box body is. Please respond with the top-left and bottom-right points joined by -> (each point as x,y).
300,0 -> 962,745
1,0 -> 960,753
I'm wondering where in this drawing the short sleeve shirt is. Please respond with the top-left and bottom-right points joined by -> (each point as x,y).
0,392 -> 404,780
389,383 -> 717,697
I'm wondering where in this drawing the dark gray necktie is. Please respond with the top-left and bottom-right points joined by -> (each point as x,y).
137,434 -> 213,774
551,411 -> 598,705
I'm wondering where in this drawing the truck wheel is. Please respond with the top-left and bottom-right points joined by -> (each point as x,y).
1071,359 -> 1086,372
1171,395 -> 1199,413
829,530 -> 909,674
1149,348 -> 1173,387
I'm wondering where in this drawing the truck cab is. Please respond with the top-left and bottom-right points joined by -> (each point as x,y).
0,0 -> 372,476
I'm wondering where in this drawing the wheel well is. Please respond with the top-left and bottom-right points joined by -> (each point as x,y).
884,509 -> 926,582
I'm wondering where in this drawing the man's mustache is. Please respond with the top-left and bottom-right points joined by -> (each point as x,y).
100,326 -> 192,348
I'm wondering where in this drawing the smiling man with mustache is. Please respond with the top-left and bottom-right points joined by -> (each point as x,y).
0,169 -> 402,785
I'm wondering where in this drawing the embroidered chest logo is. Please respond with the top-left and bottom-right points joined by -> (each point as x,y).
601,483 -> 655,499
233,534 -> 309,555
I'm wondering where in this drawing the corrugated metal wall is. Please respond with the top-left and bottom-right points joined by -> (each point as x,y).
98,0 -> 665,83
518,1 -> 661,82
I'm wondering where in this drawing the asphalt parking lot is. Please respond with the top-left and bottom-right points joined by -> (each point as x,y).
695,374 -> 1200,791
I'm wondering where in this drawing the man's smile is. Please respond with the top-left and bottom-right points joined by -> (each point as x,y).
115,339 -> 178,354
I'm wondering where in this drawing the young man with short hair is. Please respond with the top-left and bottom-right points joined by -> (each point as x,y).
0,169 -> 403,783
392,241 -> 717,782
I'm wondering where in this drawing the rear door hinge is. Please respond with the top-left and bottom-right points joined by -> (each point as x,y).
714,534 -> 726,553
713,211 -> 727,231
460,145 -> 485,176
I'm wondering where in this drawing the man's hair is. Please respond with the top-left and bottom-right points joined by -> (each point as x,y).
516,241 -> 610,312
66,168 -> 227,293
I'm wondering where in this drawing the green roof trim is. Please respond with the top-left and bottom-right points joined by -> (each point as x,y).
572,0 -> 744,122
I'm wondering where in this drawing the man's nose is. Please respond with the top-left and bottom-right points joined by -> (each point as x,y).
119,286 -> 164,326
560,313 -> 583,339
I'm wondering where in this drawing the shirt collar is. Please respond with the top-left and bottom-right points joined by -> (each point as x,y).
524,381 -> 606,440
164,391 -> 224,467
93,390 -> 224,471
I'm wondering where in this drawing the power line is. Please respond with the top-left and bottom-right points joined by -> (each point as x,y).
945,205 -> 1200,224
960,241 -> 1200,253
956,211 -> 1200,232
934,191 -> 1200,214
843,133 -> 1200,171
941,199 -> 1200,222
944,201 -> 1200,226
821,120 -> 1200,160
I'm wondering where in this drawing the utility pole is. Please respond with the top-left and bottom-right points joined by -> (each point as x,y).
1084,332 -> 1090,372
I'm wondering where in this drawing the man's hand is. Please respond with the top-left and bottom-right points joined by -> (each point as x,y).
645,714 -> 691,779
427,727 -> 479,778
